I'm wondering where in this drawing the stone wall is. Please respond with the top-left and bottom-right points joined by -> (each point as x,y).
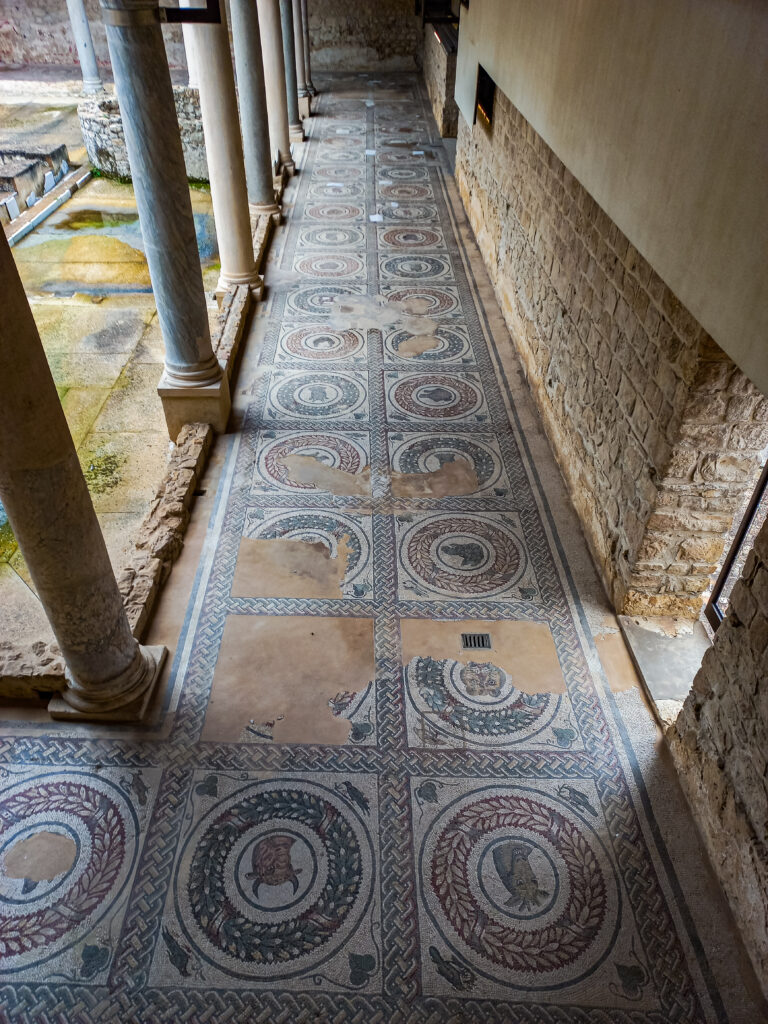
454,89 -> 768,617
422,24 -> 457,137
307,0 -> 422,72
669,517 -> 768,994
0,0 -> 186,70
78,87 -> 207,181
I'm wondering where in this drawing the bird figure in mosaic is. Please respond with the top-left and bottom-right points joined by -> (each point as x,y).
246,835 -> 301,896
162,927 -> 192,977
492,841 -> 549,912
336,780 -> 370,815
556,784 -> 598,818
429,946 -> 476,991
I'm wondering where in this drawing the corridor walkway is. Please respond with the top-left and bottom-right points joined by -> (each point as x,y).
0,73 -> 762,1023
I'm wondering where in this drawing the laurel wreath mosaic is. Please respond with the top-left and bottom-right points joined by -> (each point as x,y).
0,73 -> 733,1022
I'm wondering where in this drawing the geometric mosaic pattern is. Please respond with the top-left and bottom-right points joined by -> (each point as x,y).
0,73 -> 736,1022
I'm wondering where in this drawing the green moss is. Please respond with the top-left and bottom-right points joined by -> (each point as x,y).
53,208 -> 139,231
188,179 -> 211,192
89,167 -> 133,186
82,451 -> 125,495
0,519 -> 17,563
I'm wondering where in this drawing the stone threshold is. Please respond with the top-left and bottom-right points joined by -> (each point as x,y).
0,196 -> 285,702
618,614 -> 711,729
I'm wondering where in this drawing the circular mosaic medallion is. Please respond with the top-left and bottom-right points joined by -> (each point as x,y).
385,326 -> 470,363
313,166 -> 364,181
389,374 -> 482,421
386,204 -> 439,222
281,326 -> 365,361
381,166 -> 429,181
294,254 -> 365,280
378,151 -> 416,165
316,148 -> 360,164
305,204 -> 363,221
320,135 -> 364,147
406,657 -> 559,746
380,227 -> 442,248
381,255 -> 450,280
287,285 -> 360,316
308,182 -> 364,200
272,372 -> 367,419
387,288 -> 458,317
0,772 -> 138,972
300,226 -> 366,248
379,183 -> 432,201
259,433 -> 367,490
399,514 -> 526,596
390,435 -> 500,490
176,779 -> 375,980
420,786 -> 620,989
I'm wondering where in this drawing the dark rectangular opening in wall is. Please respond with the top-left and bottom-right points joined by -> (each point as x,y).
475,65 -> 495,127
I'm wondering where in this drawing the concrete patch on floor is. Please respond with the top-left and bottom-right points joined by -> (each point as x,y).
618,615 -> 710,704
202,615 -> 375,744
231,535 -> 353,599
279,453 -> 371,496
3,831 -> 77,883
400,618 -> 566,695
327,293 -> 439,338
393,333 -> 442,357
594,631 -> 642,693
391,458 -> 479,498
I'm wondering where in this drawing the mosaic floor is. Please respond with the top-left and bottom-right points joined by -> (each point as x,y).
0,73 -> 762,1022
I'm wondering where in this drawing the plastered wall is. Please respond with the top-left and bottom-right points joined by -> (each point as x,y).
454,0 -> 768,397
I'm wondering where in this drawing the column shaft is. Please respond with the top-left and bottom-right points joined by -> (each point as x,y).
230,0 -> 279,211
182,22 -> 199,88
0,231 -> 164,721
182,1 -> 261,292
100,0 -> 220,388
292,0 -> 308,99
279,0 -> 303,137
301,0 -> 316,96
258,0 -> 294,173
65,0 -> 102,92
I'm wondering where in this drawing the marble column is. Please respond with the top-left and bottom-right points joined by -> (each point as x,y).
182,1 -> 262,295
292,0 -> 309,118
301,0 -> 316,97
99,0 -> 229,441
65,0 -> 102,93
258,0 -> 295,174
0,230 -> 165,722
181,22 -> 199,88
230,0 -> 280,212
279,0 -> 304,140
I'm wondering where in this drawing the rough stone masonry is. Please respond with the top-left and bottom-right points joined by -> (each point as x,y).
454,87 -> 768,618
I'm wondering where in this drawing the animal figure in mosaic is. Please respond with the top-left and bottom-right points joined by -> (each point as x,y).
556,784 -> 598,818
492,841 -> 549,912
428,946 -> 476,991
420,385 -> 453,405
459,661 -> 505,698
440,542 -> 485,568
245,835 -> 301,896
336,780 -> 370,815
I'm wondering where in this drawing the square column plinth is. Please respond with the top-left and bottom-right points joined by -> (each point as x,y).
48,645 -> 167,723
158,370 -> 231,442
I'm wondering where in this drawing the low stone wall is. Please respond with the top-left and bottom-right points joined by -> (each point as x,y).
669,517 -> 768,996
422,24 -> 457,137
0,0 -> 185,70
78,87 -> 207,182
455,91 -> 768,617
308,0 -> 422,71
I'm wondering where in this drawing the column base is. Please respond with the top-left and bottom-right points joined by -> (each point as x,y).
307,81 -> 317,97
82,78 -> 103,94
280,158 -> 296,177
289,123 -> 305,143
215,273 -> 264,302
298,94 -> 311,119
158,369 -> 231,441
249,200 -> 281,218
48,645 -> 167,724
